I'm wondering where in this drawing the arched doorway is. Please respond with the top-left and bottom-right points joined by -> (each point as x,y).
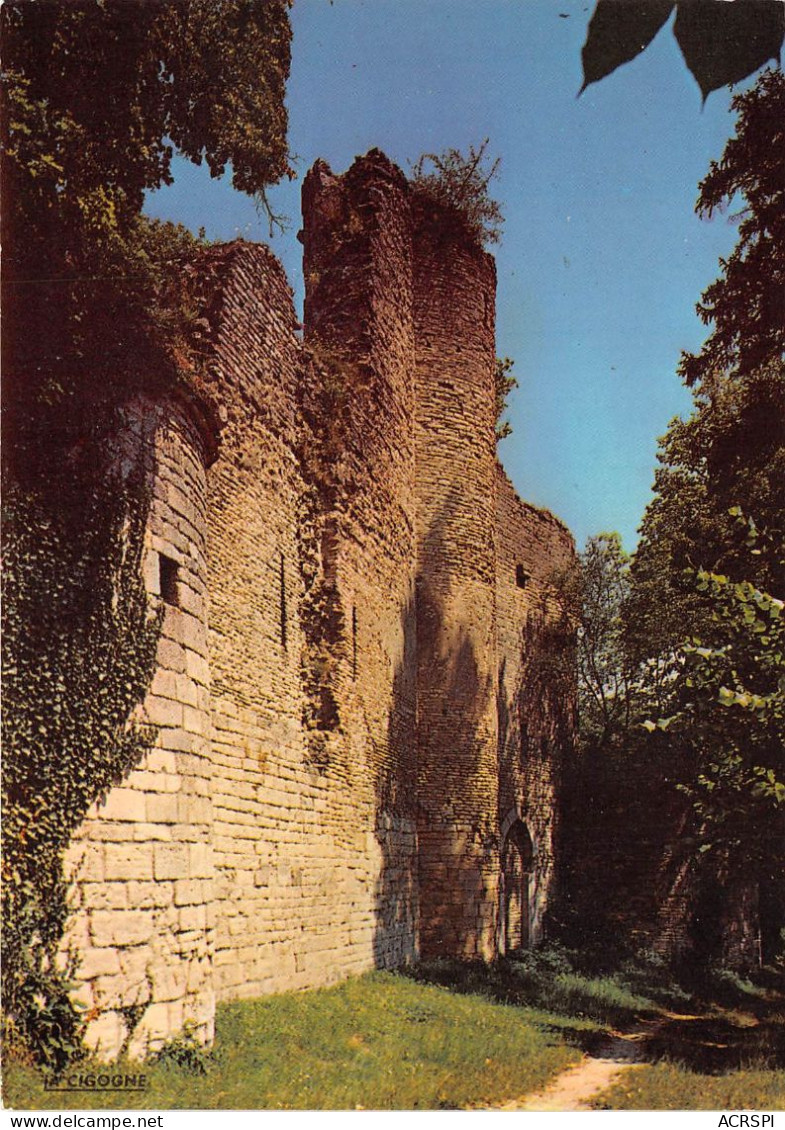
500,819 -> 534,953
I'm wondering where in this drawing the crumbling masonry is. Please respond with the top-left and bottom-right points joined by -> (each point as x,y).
61,151 -> 577,1057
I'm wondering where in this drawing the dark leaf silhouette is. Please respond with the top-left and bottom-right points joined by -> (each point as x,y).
581,0 -> 784,99
674,0 -> 784,100
580,0 -> 675,91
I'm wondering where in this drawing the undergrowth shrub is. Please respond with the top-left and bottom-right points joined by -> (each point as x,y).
148,1023 -> 212,1076
407,945 -> 659,1030
509,942 -> 575,977
409,138 -> 504,249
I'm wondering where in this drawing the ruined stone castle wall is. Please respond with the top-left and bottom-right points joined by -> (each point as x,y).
196,243 -> 387,997
495,469 -> 576,948
300,152 -> 419,967
412,199 -> 500,960
193,243 -> 323,1000
56,150 -> 576,1054
64,393 -> 216,1059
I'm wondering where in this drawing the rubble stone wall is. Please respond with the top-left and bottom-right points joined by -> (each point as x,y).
301,153 -> 419,969
495,469 -> 576,950
62,150 -> 576,1056
412,198 -> 501,960
64,394 -> 215,1059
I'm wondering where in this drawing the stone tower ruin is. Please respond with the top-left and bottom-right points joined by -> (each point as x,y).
59,150 -> 577,1057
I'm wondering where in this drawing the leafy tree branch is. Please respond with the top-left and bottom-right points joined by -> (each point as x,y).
410,138 -> 504,248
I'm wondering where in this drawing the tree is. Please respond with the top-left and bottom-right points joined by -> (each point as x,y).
626,363 -> 784,674
643,547 -> 784,870
410,138 -> 504,248
580,0 -> 784,101
641,526 -> 785,964
629,71 -> 785,664
679,68 -> 785,390
557,532 -> 686,959
1,0 -> 293,236
624,70 -> 785,966
1,0 -> 293,471
577,533 -> 637,753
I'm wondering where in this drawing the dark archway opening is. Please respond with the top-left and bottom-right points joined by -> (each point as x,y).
500,819 -> 534,953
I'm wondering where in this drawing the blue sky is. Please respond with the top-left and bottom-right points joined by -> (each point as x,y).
145,0 -> 754,552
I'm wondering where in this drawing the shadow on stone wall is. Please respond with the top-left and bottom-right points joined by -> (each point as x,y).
496,585 -> 576,946
370,492 -> 499,965
372,592 -> 418,969
497,592 -> 575,819
413,500 -> 498,961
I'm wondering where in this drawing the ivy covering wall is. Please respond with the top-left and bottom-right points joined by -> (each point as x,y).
2,450 -> 161,1071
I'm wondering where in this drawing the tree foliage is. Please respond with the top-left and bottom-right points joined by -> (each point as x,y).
629,72 -> 785,666
576,534 -> 637,753
623,70 -> 785,963
637,518 -> 785,965
680,68 -> 785,390
626,361 -> 784,667
1,0 -> 293,467
1,0 -> 293,235
643,543 -> 784,865
410,138 -> 504,248
557,532 -> 687,959
494,357 -> 519,442
581,0 -> 784,101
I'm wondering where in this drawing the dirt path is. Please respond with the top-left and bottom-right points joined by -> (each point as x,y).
485,1026 -> 653,1112
474,993 -> 776,1111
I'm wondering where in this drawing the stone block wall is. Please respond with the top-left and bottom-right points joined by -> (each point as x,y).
301,152 -> 419,968
57,149 -> 577,1054
412,197 -> 500,960
196,242 -> 383,997
193,242 -> 317,999
63,393 -> 216,1058
495,469 -> 576,950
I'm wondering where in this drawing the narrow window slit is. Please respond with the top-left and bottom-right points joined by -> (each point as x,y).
515,564 -> 529,589
159,554 -> 180,607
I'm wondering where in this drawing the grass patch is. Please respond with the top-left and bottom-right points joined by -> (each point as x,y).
590,958 -> 785,1109
6,954 -> 782,1110
407,947 -> 785,1109
408,950 -> 661,1030
593,1062 -> 785,1110
2,971 -> 580,1111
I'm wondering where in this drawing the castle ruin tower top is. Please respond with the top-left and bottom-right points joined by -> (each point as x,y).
411,187 -> 500,961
